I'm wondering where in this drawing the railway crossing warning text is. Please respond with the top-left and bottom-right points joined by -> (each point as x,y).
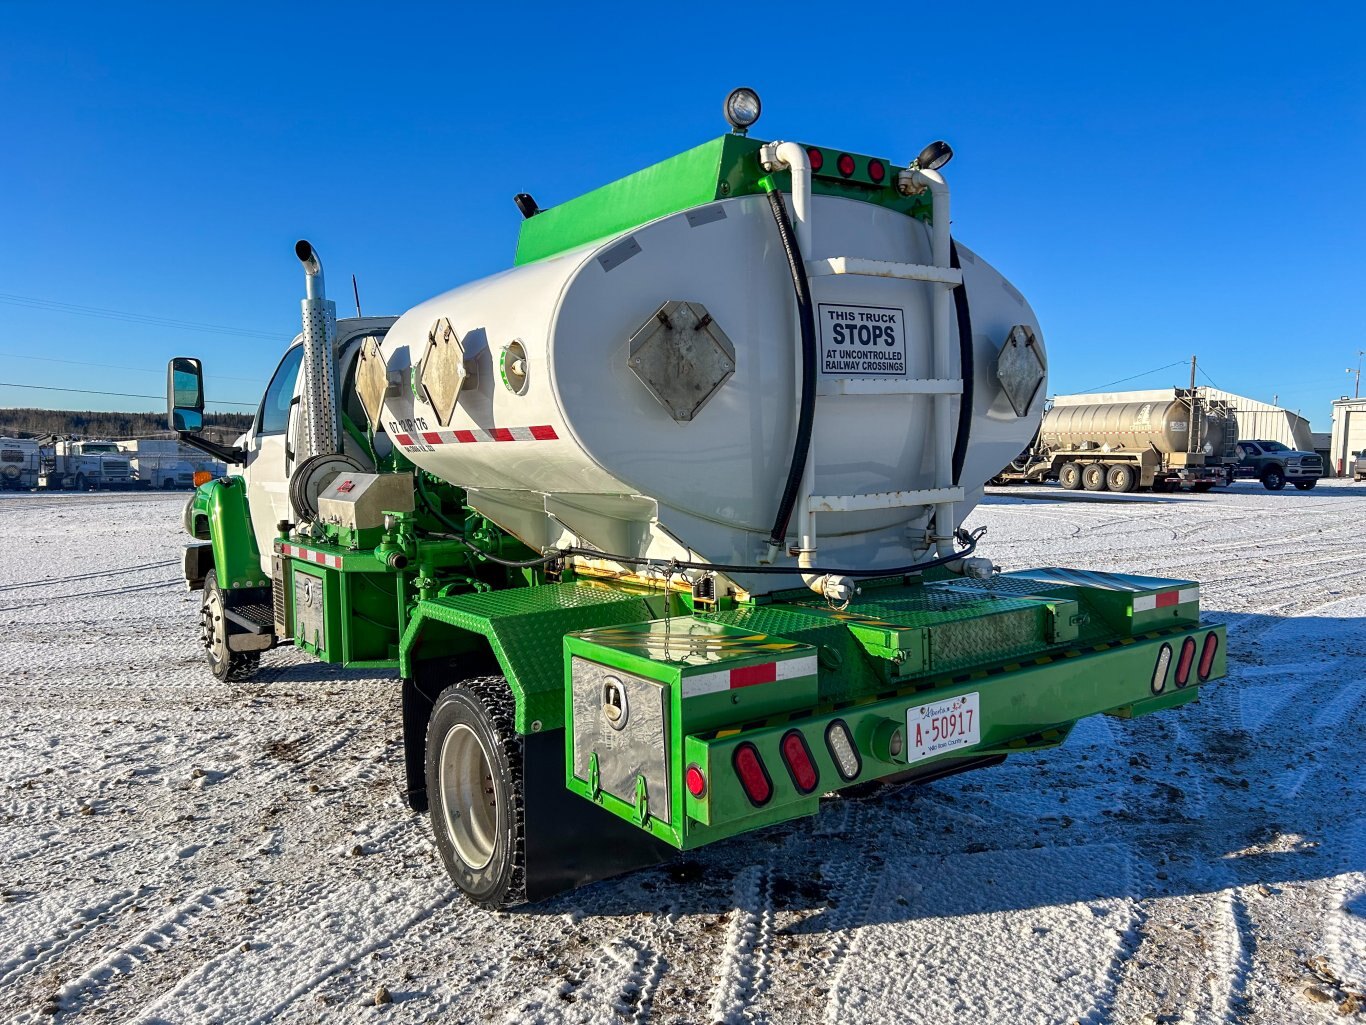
817,303 -> 908,376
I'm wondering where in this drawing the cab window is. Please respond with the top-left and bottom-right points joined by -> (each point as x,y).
258,346 -> 305,435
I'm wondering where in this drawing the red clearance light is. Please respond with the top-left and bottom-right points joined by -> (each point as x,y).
1174,636 -> 1197,688
779,730 -> 819,795
732,743 -> 772,807
1198,631 -> 1220,681
836,153 -> 856,177
685,763 -> 707,798
867,158 -> 886,183
807,147 -> 824,172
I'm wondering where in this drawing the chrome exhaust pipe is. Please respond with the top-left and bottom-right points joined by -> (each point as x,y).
295,239 -> 340,459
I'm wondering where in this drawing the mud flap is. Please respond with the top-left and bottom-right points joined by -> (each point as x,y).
522,728 -> 674,903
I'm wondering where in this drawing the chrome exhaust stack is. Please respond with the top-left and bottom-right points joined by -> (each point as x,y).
295,239 -> 341,460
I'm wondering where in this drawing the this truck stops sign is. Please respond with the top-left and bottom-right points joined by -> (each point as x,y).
817,303 -> 907,376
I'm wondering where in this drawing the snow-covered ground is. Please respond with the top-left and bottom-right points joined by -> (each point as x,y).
1,482 -> 1363,1024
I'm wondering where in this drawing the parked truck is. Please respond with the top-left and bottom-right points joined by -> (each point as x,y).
0,437 -> 41,490
995,389 -> 1238,492
40,439 -> 136,490
133,455 -> 196,489
167,90 -> 1225,909
1231,439 -> 1322,490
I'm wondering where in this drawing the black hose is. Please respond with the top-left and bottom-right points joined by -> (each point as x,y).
949,239 -> 974,485
763,186 -> 819,551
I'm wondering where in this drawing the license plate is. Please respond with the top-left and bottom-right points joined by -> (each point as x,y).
906,692 -> 980,764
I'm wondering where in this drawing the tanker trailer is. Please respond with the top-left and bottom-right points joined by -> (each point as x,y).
167,89 -> 1226,908
999,389 -> 1238,492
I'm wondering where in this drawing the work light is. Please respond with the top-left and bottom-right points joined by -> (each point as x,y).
723,87 -> 762,134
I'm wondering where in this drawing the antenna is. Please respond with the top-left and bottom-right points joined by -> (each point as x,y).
351,274 -> 363,318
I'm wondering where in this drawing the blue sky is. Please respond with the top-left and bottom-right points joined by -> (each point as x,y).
1,3 -> 1363,432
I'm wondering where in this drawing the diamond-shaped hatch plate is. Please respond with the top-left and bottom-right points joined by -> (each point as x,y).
996,324 -> 1046,417
355,336 -> 392,430
419,317 -> 468,427
628,300 -> 735,423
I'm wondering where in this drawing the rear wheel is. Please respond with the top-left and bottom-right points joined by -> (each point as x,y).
426,677 -> 526,909
1082,464 -> 1109,492
1293,479 -> 1316,491
200,570 -> 260,682
1059,462 -> 1083,490
1191,482 -> 1214,493
1106,464 -> 1137,493
1261,467 -> 1286,491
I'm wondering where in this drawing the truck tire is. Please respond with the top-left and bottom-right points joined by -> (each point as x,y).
1293,479 -> 1317,491
426,677 -> 526,910
1105,464 -> 1137,493
1261,466 -> 1286,491
74,472 -> 87,491
1082,464 -> 1108,492
1059,462 -> 1083,490
200,570 -> 260,682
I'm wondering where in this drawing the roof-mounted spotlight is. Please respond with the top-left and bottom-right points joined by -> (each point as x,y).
912,140 -> 954,172
723,87 -> 762,135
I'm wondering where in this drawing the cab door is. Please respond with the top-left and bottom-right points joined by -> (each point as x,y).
243,344 -> 305,575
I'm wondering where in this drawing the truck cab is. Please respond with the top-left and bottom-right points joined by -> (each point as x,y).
1233,440 -> 1322,491
44,440 -> 134,490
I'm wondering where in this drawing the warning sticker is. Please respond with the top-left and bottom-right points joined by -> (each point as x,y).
817,303 -> 907,376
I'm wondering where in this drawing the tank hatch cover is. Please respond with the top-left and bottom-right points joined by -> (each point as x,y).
996,324 -> 1046,417
628,300 -> 735,423
418,318 -> 469,427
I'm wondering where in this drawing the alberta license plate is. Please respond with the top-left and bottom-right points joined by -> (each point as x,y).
906,692 -> 981,764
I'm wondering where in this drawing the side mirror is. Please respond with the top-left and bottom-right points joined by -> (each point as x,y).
168,357 -> 205,432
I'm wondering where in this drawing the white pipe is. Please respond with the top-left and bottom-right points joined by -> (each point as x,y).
907,168 -> 956,557
774,142 -> 813,257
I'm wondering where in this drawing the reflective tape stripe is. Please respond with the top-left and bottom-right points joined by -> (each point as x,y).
394,425 -> 558,448
278,543 -> 342,570
1133,586 -> 1199,612
681,655 -> 818,699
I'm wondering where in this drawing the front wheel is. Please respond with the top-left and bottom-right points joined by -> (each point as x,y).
1059,462 -> 1083,490
1293,479 -> 1317,491
426,678 -> 526,909
200,570 -> 260,682
1262,467 -> 1286,491
74,473 -> 87,491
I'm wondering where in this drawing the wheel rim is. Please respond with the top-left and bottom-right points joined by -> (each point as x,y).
439,723 -> 498,871
201,587 -> 227,666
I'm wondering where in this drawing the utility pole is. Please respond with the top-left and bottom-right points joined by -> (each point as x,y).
1349,350 -> 1365,399
1188,355 -> 1199,455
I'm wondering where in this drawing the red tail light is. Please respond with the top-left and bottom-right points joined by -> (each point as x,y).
685,763 -> 707,798
1174,636 -> 1197,688
867,158 -> 886,183
836,153 -> 856,177
779,730 -> 819,795
1198,631 -> 1220,681
733,743 -> 772,806
807,147 -> 824,172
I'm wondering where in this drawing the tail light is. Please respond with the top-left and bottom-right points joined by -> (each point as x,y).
1174,636 -> 1197,688
807,147 -> 824,172
825,720 -> 862,781
779,730 -> 819,795
733,743 -> 772,806
867,158 -> 886,184
836,153 -> 856,177
685,763 -> 707,798
1151,642 -> 1172,694
1198,631 -> 1220,681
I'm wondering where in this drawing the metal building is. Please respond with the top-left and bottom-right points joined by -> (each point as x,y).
1330,397 -> 1366,477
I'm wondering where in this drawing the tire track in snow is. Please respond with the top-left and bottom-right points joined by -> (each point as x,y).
707,863 -> 775,1024
0,887 -> 146,992
0,559 -> 178,593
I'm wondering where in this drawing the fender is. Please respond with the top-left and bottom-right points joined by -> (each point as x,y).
184,476 -> 270,590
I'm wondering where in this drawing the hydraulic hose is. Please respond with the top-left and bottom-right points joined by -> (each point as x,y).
762,183 -> 818,552
949,239 -> 974,485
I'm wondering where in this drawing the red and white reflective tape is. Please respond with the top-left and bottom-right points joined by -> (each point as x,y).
393,425 -> 559,447
1133,586 -> 1198,612
278,543 -> 343,570
681,656 -> 818,699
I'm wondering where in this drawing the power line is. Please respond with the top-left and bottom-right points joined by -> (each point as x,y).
0,350 -> 262,384
0,380 -> 257,407
1079,360 -> 1189,393
1197,365 -> 1222,390
0,292 -> 282,340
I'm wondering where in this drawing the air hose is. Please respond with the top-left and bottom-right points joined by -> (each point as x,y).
949,239 -> 974,485
761,181 -> 818,553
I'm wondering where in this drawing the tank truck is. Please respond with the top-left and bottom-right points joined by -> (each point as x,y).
167,90 -> 1226,908
996,388 -> 1239,492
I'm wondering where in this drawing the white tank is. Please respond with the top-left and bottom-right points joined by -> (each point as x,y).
374,192 -> 1044,595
